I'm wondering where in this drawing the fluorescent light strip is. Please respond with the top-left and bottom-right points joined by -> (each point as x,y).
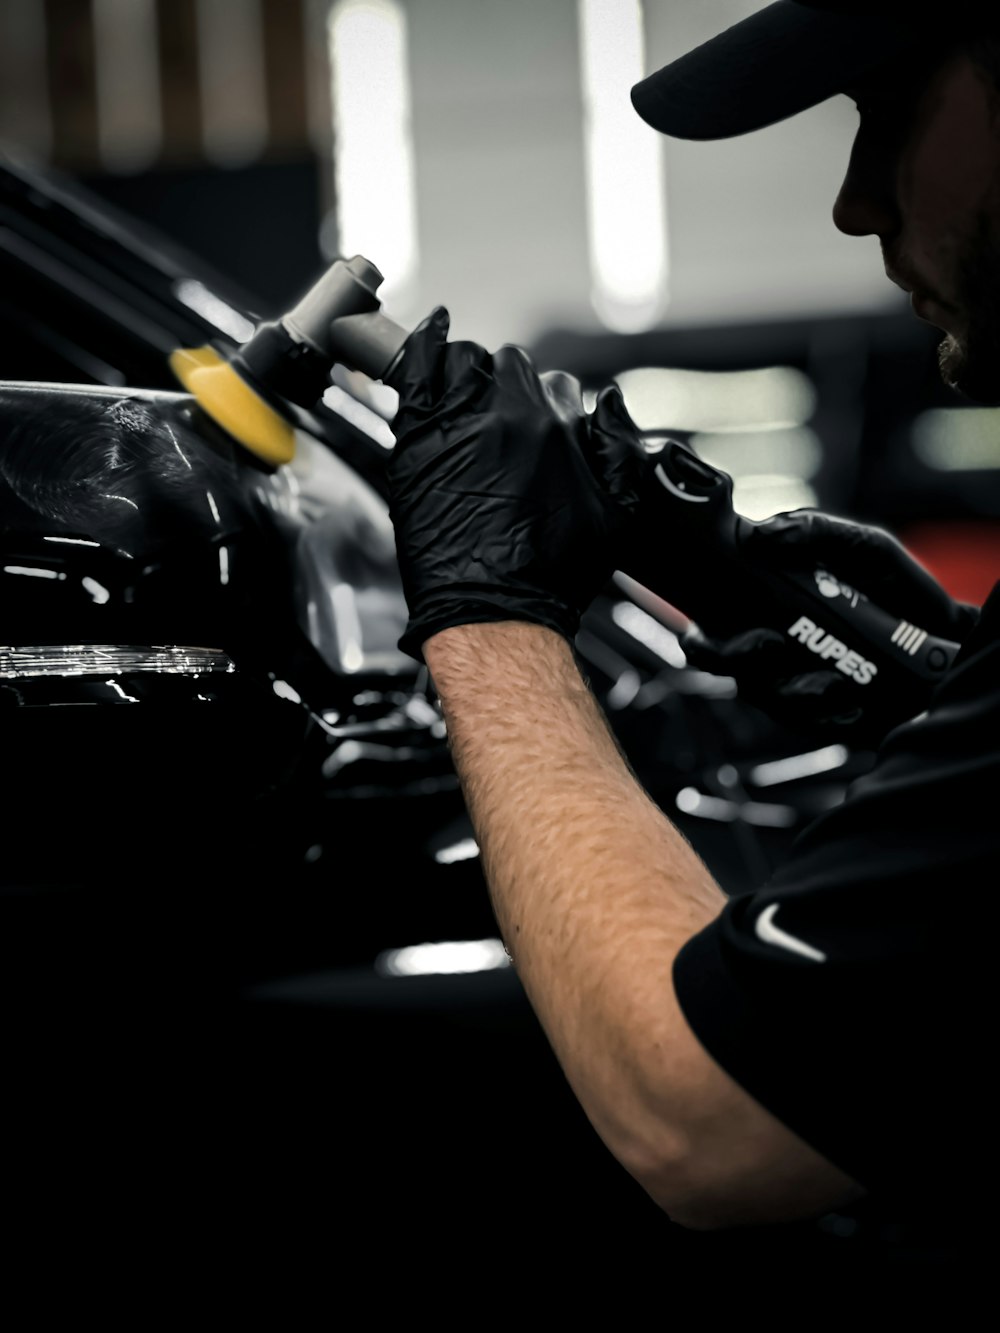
911,407 -> 1000,471
173,279 -> 256,342
327,0 -> 419,315
616,366 -> 817,435
729,474 -> 819,522
195,0 -> 268,166
0,0 -> 52,160
92,0 -> 162,172
578,0 -> 668,331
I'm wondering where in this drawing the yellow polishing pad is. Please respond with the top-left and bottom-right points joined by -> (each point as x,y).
168,344 -> 296,466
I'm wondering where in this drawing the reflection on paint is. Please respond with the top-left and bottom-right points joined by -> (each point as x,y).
0,382 -> 413,679
376,938 -> 510,977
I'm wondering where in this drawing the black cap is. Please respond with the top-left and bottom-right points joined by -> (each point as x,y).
631,2 -> 994,141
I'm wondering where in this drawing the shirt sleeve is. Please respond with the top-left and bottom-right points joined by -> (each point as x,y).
671,593 -> 999,1214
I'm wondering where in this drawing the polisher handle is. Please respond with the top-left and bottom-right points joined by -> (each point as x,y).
282,254 -> 411,382
624,438 -> 961,726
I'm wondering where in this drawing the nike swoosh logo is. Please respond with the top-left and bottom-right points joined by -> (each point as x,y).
755,904 -> 827,963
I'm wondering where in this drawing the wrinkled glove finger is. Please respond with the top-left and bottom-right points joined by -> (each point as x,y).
681,623 -> 787,676
387,305 -> 452,416
490,343 -> 551,410
731,665 -> 867,736
584,384 -> 646,508
744,509 -> 906,581
388,309 -> 496,440
539,368 -> 586,425
769,671 -> 867,735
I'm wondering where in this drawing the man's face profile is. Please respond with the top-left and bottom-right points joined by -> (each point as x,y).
833,46 -> 1000,405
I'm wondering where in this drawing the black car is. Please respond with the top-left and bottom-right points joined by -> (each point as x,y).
1,148 -> 892,1275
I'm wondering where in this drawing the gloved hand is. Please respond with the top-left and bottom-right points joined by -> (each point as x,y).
385,307 -> 646,661
678,509 -> 980,747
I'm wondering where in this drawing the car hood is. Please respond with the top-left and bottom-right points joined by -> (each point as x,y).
0,380 -> 412,682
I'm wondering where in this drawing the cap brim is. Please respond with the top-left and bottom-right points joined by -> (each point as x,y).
631,2 -> 924,140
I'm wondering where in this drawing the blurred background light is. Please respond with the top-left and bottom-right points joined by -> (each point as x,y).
692,426 -> 823,520
675,786 -> 797,828
690,426 -> 822,476
911,407 -> 1000,471
332,581 -> 365,673
322,383 -> 396,448
749,745 -> 850,788
725,474 -> 819,521
578,0 -> 668,332
377,938 -> 510,977
195,0 -> 268,167
0,0 -> 51,161
327,0 -> 419,318
434,838 -> 480,865
173,278 -> 256,342
617,366 -> 821,520
610,600 -> 687,666
93,0 -> 161,172
616,365 -> 817,434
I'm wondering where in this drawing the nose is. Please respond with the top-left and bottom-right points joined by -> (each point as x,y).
831,125 -> 900,239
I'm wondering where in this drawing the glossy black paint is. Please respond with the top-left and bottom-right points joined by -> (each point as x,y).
0,380 -> 408,672
0,381 -> 473,950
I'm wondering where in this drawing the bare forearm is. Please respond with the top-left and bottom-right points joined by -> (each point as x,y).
424,620 -> 727,1173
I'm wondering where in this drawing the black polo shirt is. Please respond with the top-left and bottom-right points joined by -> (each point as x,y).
672,579 -> 999,1220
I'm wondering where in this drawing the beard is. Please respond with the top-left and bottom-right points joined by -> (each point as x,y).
936,206 -> 1000,405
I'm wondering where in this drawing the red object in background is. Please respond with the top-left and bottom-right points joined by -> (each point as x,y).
897,519 -> 1000,608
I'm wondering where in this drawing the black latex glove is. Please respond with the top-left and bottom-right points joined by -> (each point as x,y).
385,307 -> 645,661
679,509 -> 981,747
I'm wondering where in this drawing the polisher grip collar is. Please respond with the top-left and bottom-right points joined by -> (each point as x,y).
282,254 -> 410,382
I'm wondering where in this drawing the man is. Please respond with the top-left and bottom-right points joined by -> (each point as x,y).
383,1 -> 997,1237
